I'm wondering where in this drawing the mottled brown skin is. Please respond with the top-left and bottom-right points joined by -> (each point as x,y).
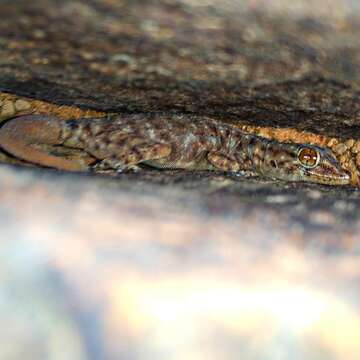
0,114 -> 351,185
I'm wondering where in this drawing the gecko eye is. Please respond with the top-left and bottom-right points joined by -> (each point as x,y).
298,147 -> 320,168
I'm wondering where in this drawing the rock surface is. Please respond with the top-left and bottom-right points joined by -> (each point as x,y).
1,1 -> 360,359
1,165 -> 360,360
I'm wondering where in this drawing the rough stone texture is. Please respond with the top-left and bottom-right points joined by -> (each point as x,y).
1,0 -> 360,139
1,0 -> 360,359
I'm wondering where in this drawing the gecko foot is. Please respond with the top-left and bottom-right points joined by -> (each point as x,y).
115,164 -> 142,173
91,159 -> 142,173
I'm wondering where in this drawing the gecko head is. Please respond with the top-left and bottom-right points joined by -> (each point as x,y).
264,143 -> 351,185
295,145 -> 350,185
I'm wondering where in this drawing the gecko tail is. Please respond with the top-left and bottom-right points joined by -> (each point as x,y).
0,115 -> 88,171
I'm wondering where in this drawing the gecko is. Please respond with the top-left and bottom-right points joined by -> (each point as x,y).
0,113 -> 351,185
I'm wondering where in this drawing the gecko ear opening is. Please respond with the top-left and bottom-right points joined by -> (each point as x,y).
297,147 -> 320,169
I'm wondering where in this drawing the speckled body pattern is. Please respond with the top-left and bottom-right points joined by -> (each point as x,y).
0,114 -> 351,185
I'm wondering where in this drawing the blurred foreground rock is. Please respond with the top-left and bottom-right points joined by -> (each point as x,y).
0,165 -> 360,359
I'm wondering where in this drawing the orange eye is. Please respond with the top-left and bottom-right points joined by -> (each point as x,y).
298,147 -> 320,168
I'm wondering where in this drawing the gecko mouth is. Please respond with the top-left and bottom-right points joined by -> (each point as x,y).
307,170 -> 351,185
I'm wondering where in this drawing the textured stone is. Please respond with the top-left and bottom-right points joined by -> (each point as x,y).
346,139 -> 355,148
352,141 -> 360,154
0,99 -> 15,118
333,143 -> 348,155
14,99 -> 31,111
